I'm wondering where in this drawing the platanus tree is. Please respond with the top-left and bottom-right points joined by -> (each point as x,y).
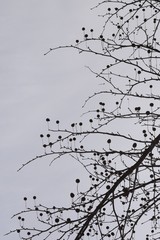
6,0 -> 160,240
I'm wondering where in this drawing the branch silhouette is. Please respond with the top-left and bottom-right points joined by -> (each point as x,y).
7,1 -> 160,240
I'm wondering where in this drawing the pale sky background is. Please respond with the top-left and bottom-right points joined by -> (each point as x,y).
1,1 -> 157,239
0,1 -> 104,239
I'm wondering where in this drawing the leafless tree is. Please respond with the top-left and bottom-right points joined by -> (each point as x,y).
7,1 -> 160,240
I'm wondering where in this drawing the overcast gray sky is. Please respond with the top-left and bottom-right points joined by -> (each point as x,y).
0,1 -> 103,239
2,1 -> 158,239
